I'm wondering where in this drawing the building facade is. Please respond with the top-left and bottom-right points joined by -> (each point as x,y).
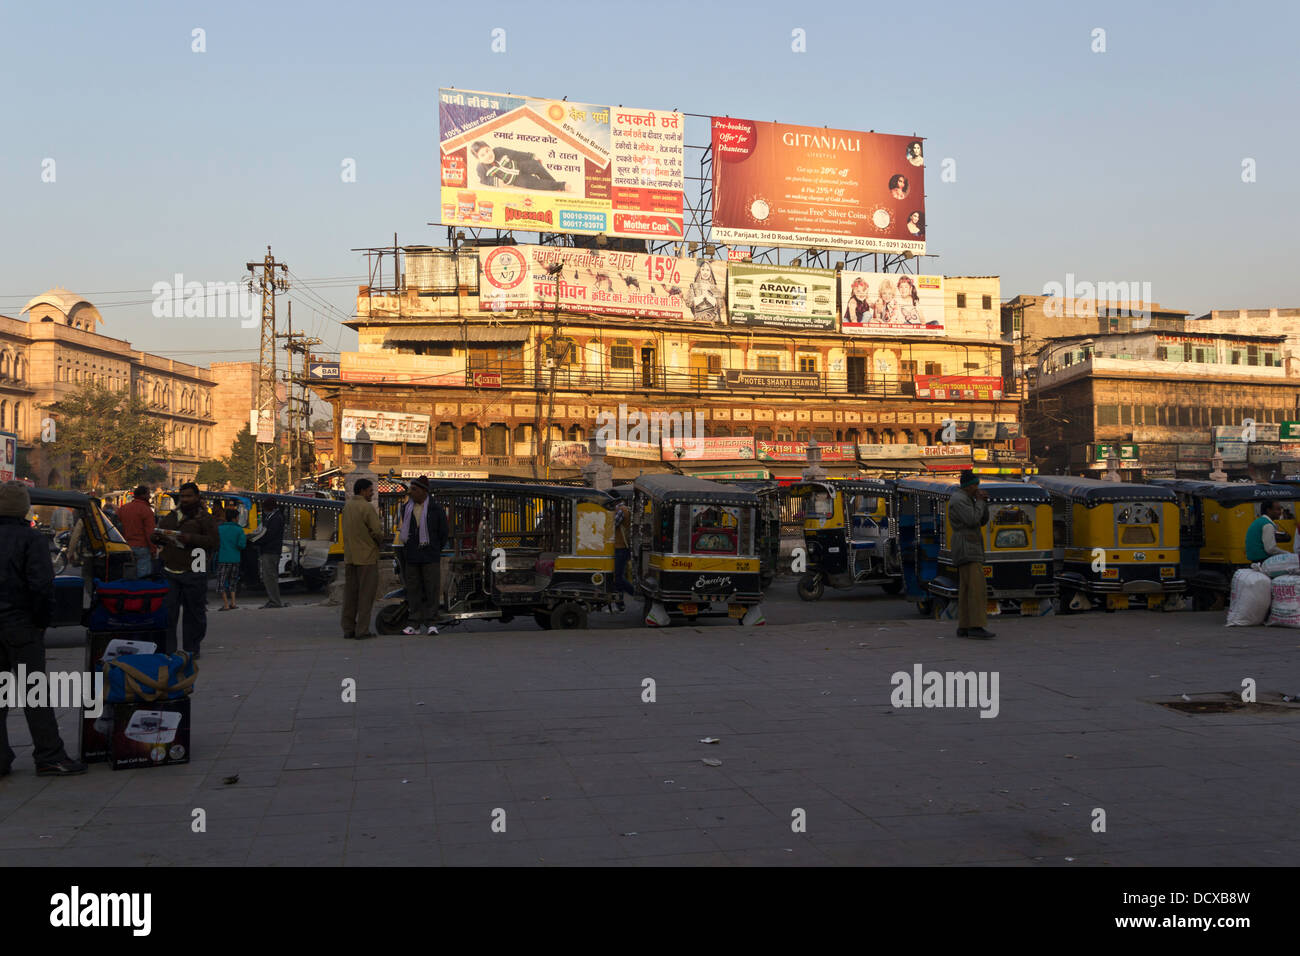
1026,329 -> 1299,478
318,246 -> 1024,479
0,289 -> 218,488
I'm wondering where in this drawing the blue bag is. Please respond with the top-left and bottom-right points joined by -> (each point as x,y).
104,652 -> 197,704
90,579 -> 169,631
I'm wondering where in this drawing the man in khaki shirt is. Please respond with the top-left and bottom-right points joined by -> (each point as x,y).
341,478 -> 388,640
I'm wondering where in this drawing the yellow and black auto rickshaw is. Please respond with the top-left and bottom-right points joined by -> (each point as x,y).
896,477 -> 1057,619
628,474 -> 766,627
377,480 -> 621,632
191,491 -> 341,592
1032,475 -> 1184,612
788,478 -> 903,601
28,488 -> 134,627
1149,478 -> 1299,609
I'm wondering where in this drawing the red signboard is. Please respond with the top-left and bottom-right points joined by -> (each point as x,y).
470,371 -> 502,388
756,440 -> 856,462
914,375 -> 1004,401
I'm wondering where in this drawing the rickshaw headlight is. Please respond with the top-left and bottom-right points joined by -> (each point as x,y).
591,572 -> 604,585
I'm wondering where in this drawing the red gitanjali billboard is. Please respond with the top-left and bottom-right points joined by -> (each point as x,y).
914,375 -> 1004,400
710,118 -> 926,255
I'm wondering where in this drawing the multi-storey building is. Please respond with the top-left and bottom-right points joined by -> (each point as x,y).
1026,329 -> 1299,478
317,246 -> 1024,479
0,289 -> 218,487
1191,307 -> 1300,374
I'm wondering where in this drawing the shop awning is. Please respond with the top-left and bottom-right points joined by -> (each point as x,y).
382,325 -> 529,346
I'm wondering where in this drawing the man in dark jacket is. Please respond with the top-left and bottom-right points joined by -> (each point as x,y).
0,481 -> 86,776
950,470 -> 995,639
152,482 -> 219,657
257,497 -> 286,608
396,476 -> 449,635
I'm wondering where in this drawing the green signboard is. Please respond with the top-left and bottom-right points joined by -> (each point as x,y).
1093,443 -> 1139,462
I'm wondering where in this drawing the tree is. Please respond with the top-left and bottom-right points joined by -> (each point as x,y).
45,384 -> 166,490
195,459 -> 231,488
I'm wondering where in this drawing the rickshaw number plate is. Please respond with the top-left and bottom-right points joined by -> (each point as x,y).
728,605 -> 746,619
1160,567 -> 1175,578
986,600 -> 999,614
1021,600 -> 1038,614
1031,563 -> 1046,575
1107,595 -> 1130,610
982,566 -> 993,578
678,604 -> 699,615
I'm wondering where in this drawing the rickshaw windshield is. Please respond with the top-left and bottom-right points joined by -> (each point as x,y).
800,490 -> 834,519
1116,502 -> 1158,544
690,504 -> 739,555
208,498 -> 250,528
850,495 -> 880,516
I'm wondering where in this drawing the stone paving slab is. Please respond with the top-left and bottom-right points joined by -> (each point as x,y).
4,597 -> 1300,866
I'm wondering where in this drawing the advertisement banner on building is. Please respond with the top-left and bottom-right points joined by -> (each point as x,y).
722,369 -> 821,391
477,245 -> 727,323
754,441 -> 856,463
340,353 -> 468,386
914,376 -> 1004,401
401,469 -> 490,479
1282,422 -> 1300,441
1093,443 -> 1139,462
0,431 -> 15,483
661,436 -> 756,461
710,117 -> 926,254
602,439 -> 661,461
341,409 -> 431,444
726,263 -> 837,331
840,273 -> 944,336
439,88 -> 684,241
549,441 -> 592,467
1215,438 -> 1248,462
1213,423 -> 1280,442
857,443 -> 972,460
1278,443 -> 1300,462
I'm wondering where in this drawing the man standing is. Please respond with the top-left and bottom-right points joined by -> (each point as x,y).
949,470 -> 995,640
341,478 -> 387,640
0,481 -> 86,776
396,476 -> 448,636
1246,500 -> 1292,562
117,485 -> 156,579
153,482 -> 219,658
612,498 -> 634,611
257,497 -> 286,609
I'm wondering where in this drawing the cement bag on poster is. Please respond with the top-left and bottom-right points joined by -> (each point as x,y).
1261,552 -> 1299,578
1265,575 -> 1300,628
1226,569 -> 1272,626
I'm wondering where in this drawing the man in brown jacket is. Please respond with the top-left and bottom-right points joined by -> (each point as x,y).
152,482 -> 219,657
949,470 -> 995,640
341,478 -> 388,640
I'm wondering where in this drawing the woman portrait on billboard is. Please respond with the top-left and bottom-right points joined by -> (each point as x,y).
906,210 -> 925,237
843,277 -> 874,328
687,260 -> 722,323
889,174 -> 910,200
905,141 -> 924,167
896,276 -> 923,326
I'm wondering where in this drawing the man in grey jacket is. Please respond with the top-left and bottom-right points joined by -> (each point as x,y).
949,470 -> 996,639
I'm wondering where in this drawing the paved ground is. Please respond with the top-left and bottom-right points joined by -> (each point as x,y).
4,583 -> 1300,866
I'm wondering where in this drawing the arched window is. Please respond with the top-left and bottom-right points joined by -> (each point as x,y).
566,424 -> 584,441
0,401 -> 8,429
460,423 -> 479,445
0,353 -> 10,378
512,424 -> 533,450
734,426 -> 752,438
13,403 -> 21,436
776,427 -> 793,441
435,423 -> 456,453
754,427 -> 772,441
485,424 -> 509,456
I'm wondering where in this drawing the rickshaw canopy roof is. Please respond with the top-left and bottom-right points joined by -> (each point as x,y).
1148,478 -> 1300,504
1031,475 -> 1176,504
898,476 -> 1051,504
27,488 -> 97,510
790,477 -> 895,496
634,474 -> 758,506
421,480 -> 614,505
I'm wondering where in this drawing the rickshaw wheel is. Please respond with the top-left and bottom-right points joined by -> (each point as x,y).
796,574 -> 824,601
550,602 -> 589,630
375,603 -> 408,634
533,610 -> 553,630
880,580 -> 904,595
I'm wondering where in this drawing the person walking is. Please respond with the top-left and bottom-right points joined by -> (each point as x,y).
256,497 -> 286,609
116,484 -> 156,580
0,481 -> 86,776
341,478 -> 388,640
950,470 -> 995,640
396,476 -> 448,636
216,506 -> 246,611
612,498 -> 634,611
1246,500 -> 1292,562
153,482 -> 219,658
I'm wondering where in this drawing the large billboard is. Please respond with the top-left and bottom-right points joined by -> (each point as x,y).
841,273 -> 944,336
341,410 -> 430,444
914,376 -> 1004,401
710,118 -> 926,254
478,245 -> 726,323
727,263 -> 837,331
439,89 -> 684,240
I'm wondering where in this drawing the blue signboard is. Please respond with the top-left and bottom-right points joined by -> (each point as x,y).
308,362 -> 340,380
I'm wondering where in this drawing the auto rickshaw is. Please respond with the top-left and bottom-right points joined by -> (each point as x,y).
1032,475 -> 1184,612
27,488 -> 133,627
1148,478 -> 1299,609
718,478 -> 782,588
788,478 -> 903,600
896,477 -> 1057,619
376,480 -> 621,632
628,474 -> 766,626
187,491 -> 340,592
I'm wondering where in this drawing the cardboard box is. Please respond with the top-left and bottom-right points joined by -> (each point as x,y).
80,630 -> 164,763
109,698 -> 191,770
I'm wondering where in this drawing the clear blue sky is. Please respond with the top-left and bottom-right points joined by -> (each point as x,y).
3,0 -> 1296,366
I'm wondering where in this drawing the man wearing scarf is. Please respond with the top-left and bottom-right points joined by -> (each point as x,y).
152,481 -> 219,657
396,476 -> 449,635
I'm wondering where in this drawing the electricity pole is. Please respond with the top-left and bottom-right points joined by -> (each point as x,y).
247,247 -> 289,493
278,301 -> 323,491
